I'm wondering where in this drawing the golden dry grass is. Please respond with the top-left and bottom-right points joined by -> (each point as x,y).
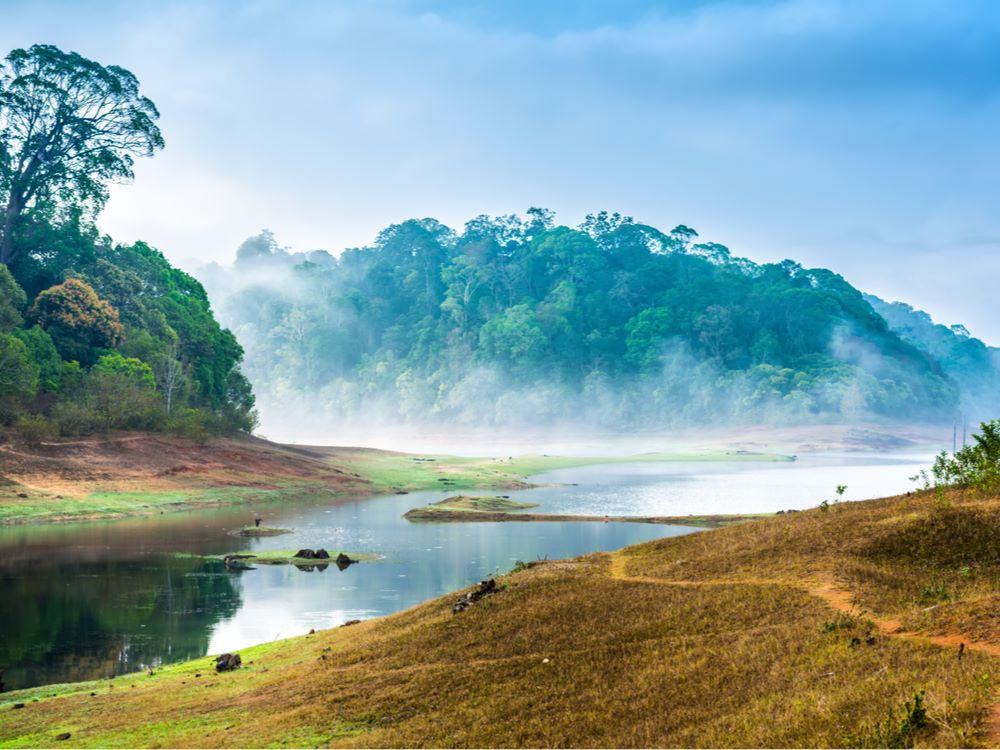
5,487 -> 1000,747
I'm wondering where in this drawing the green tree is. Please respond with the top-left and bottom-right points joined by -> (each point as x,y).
0,333 -> 37,420
0,44 -> 163,264
11,325 -> 61,391
28,278 -> 123,365
0,262 -> 25,331
93,352 -> 155,389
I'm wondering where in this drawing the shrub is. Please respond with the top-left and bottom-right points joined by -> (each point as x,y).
166,407 -> 215,444
14,413 -> 57,446
50,401 -> 102,436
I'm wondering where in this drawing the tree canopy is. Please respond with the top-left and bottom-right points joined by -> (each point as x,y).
0,44 -> 163,264
203,210 -> 964,430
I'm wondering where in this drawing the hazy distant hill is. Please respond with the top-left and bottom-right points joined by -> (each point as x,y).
200,211 -> 961,430
865,294 -> 1000,423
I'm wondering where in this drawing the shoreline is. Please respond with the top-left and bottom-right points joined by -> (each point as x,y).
0,432 -> 792,526
402,507 -> 769,527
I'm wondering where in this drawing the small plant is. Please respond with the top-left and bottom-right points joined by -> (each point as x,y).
959,565 -> 973,580
835,484 -> 847,502
918,582 -> 952,605
819,499 -> 830,513
846,691 -> 929,748
823,612 -> 857,632
510,560 -> 531,574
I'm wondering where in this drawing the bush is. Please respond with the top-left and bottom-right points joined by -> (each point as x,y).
50,401 -> 102,436
166,407 -> 216,444
14,413 -> 57,446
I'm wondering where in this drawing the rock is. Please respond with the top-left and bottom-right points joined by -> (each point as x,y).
314,548 -> 330,559
55,733 -> 71,741
12,703 -> 24,709
295,549 -> 315,559
215,653 -> 241,672
16,492 -> 27,498
335,553 -> 355,570
341,619 -> 361,627
453,579 -> 500,614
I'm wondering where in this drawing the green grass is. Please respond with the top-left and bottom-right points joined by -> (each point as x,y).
335,448 -> 792,495
0,480 -> 332,525
431,495 -> 539,512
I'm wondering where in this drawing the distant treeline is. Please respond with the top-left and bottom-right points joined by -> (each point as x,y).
201,210 -> 988,430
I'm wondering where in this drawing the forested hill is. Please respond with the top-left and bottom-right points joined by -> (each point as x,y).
200,210 -> 963,431
865,294 -> 1000,421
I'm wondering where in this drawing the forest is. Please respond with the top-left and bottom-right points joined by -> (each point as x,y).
202,211 -> 994,431
0,45 -> 255,439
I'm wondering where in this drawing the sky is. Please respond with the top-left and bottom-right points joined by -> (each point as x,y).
3,0 -> 1000,340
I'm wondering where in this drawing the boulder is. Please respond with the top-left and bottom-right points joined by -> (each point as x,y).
55,733 -> 71,741
295,549 -> 315,559
314,548 -> 330,559
215,653 -> 242,672
335,553 -> 355,569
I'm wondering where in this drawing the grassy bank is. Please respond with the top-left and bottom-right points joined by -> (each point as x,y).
337,448 -> 793,495
4,485 -> 1000,747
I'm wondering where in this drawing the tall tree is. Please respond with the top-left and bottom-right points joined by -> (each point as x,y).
0,44 -> 163,264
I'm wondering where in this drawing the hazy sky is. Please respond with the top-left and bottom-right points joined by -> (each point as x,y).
4,0 -> 1000,340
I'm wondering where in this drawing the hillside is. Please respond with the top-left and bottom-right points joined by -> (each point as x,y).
201,214 -> 959,433
866,293 -> 1000,423
4,485 -> 1000,747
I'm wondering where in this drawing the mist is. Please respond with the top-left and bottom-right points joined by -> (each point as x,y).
191,210 -> 1000,448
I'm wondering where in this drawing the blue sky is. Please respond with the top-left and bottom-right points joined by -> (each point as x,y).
4,0 -> 1000,340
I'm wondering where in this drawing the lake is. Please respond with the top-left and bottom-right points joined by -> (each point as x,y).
0,451 -> 929,691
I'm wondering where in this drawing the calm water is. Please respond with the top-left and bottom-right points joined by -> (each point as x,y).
0,452 -> 929,691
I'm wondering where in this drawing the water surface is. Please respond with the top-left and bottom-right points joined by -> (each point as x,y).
0,452 -> 928,691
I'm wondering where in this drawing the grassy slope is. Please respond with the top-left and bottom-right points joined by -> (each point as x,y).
0,435 -> 788,524
4,486 -> 1000,747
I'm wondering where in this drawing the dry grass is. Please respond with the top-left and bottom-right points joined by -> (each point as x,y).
4,487 -> 1000,747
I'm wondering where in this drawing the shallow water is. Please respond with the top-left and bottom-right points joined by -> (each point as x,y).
0,452 -> 929,691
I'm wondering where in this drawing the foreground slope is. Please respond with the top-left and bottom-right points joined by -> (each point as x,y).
4,487 -> 1000,747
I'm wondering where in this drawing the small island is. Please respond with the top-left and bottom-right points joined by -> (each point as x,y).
221,549 -> 381,568
403,495 -> 767,527
233,526 -> 293,537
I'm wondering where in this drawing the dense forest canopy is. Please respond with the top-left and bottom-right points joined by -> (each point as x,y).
0,44 -> 254,439
201,211 -> 978,433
